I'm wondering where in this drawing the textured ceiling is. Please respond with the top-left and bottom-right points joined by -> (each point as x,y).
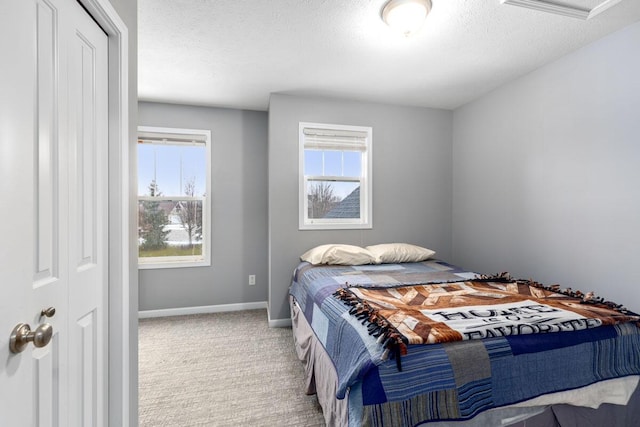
138,0 -> 640,111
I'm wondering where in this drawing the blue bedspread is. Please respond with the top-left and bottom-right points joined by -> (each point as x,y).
289,261 -> 640,424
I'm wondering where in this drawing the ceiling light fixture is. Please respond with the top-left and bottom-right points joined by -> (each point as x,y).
382,0 -> 432,37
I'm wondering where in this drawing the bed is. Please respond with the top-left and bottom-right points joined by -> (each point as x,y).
289,244 -> 640,426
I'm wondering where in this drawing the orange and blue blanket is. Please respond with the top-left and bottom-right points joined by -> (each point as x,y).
289,261 -> 640,425
334,276 -> 639,348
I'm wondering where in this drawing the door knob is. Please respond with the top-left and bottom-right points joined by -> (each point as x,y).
9,322 -> 53,354
41,307 -> 56,317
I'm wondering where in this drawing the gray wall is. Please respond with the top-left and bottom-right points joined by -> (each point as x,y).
138,102 -> 268,311
452,22 -> 640,312
268,94 -> 453,321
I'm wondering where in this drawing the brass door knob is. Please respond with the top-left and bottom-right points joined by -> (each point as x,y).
9,323 -> 53,354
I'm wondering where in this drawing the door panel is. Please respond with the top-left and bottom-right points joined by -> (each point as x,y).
0,0 -> 38,424
66,1 -> 108,425
0,1 -> 108,426
35,0 -> 59,286
34,0 -> 67,425
35,345 -> 58,427
77,311 -> 96,426
76,38 -> 97,268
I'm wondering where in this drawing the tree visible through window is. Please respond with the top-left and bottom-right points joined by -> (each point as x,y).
307,181 -> 339,218
137,126 -> 211,267
139,180 -> 170,253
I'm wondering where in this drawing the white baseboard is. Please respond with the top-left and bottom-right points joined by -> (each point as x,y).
265,304 -> 292,328
268,317 -> 292,328
138,301 -> 267,319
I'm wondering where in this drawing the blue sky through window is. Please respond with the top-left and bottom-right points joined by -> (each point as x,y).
138,144 -> 207,196
304,150 -> 361,176
304,149 -> 361,199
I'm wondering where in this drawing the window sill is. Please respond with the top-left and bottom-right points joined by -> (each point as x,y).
299,222 -> 373,231
138,258 -> 210,270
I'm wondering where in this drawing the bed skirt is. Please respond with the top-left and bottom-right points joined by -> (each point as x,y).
290,296 -> 640,427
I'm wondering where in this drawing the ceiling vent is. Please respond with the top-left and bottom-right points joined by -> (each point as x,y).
501,0 -> 622,20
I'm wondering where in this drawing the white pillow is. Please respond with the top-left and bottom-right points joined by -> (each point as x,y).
365,243 -> 435,264
300,244 -> 376,265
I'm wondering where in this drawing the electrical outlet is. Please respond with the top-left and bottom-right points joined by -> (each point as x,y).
249,275 -> 256,285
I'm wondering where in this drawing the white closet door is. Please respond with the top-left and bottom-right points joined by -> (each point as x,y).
0,0 -> 109,425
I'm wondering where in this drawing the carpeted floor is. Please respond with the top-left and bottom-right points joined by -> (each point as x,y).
138,309 -> 325,426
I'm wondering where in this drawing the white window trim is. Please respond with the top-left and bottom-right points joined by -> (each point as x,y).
137,125 -> 212,269
299,122 -> 373,230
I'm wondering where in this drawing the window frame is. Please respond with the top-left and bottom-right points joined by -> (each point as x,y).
137,125 -> 212,269
299,122 -> 373,230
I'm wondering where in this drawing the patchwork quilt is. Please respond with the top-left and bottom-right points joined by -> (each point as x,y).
289,261 -> 640,425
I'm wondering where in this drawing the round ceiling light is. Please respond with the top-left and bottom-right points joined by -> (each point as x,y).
381,0 -> 432,37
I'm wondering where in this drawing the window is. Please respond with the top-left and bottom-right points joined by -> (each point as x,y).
137,126 -> 211,268
299,122 -> 372,230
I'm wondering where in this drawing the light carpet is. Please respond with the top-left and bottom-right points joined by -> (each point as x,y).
139,309 -> 325,426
